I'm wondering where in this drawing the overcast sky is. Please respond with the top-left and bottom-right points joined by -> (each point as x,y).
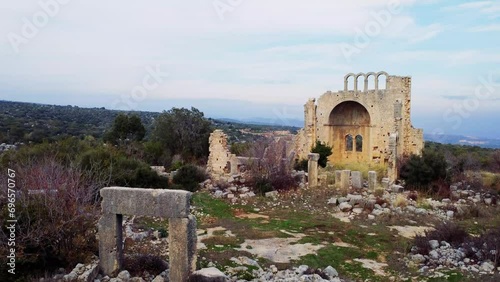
0,1 -> 499,138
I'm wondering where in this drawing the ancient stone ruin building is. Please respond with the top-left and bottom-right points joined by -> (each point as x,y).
295,72 -> 424,180
207,130 -> 239,177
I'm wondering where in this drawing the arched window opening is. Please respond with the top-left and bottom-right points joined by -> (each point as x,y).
366,74 -> 376,90
346,135 -> 353,151
378,74 -> 387,89
355,135 -> 363,152
347,75 -> 355,90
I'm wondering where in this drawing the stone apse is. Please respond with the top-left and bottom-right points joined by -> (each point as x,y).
295,71 -> 424,181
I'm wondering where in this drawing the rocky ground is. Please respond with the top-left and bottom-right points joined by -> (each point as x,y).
50,171 -> 500,282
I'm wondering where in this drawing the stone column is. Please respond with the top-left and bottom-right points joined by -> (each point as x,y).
351,171 -> 362,189
307,153 -> 320,187
341,170 -> 351,191
334,170 -> 342,187
368,171 -> 377,191
382,178 -> 390,189
169,215 -> 197,282
98,214 -> 123,276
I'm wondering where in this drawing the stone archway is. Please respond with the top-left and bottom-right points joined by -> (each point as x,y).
328,101 -> 371,163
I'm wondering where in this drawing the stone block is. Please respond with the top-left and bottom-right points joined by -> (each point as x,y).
351,171 -> 362,189
189,267 -> 229,282
381,178 -> 390,189
368,171 -> 377,191
98,214 -> 123,276
341,170 -> 351,190
101,187 -> 191,218
169,215 -> 197,282
308,153 -> 320,187
334,170 -> 342,185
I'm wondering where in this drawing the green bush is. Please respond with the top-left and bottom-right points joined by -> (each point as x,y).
294,159 -> 308,171
172,165 -> 207,192
311,141 -> 332,168
230,142 -> 250,155
79,147 -> 169,189
253,176 -> 274,195
399,148 -> 448,190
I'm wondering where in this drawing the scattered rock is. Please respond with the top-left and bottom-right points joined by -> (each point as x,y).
339,202 -> 353,212
323,266 -> 338,278
190,267 -> 229,282
117,270 -> 131,282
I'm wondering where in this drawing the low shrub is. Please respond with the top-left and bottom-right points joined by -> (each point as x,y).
464,227 -> 500,266
311,141 -> 332,168
413,222 -> 469,255
0,157 -> 100,278
393,194 -> 408,208
399,149 -> 448,190
173,165 -> 207,192
294,159 -> 308,171
253,176 -> 274,195
270,174 -> 299,192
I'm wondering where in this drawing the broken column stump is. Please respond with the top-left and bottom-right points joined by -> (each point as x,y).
341,170 -> 351,191
308,153 -> 320,187
351,171 -> 362,189
368,171 -> 377,191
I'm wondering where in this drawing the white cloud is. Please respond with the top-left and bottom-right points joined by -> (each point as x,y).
467,24 -> 500,32
387,50 -> 500,66
444,1 -> 500,18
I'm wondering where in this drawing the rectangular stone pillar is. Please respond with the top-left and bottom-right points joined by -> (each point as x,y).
334,170 -> 342,187
308,153 -> 320,187
98,214 -> 123,276
368,171 -> 377,191
351,171 -> 362,189
382,178 -> 390,189
169,215 -> 197,282
341,170 -> 351,191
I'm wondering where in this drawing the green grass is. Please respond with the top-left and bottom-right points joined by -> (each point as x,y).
134,216 -> 168,230
297,245 -> 384,281
426,270 -> 464,282
193,192 -> 234,219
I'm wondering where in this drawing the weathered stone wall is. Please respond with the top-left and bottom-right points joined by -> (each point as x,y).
296,72 -> 424,181
207,130 -> 235,177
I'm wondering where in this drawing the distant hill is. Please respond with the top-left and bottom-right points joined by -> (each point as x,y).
424,133 -> 500,149
1,100 -> 498,149
217,117 -> 302,128
0,100 -> 299,144
0,100 -> 161,143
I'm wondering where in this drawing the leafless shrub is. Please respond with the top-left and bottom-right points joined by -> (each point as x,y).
246,138 -> 298,192
0,156 -> 103,275
463,227 -> 500,267
413,222 -> 469,255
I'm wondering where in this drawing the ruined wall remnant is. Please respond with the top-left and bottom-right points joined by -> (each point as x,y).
295,72 -> 424,182
207,130 -> 238,177
98,187 -> 196,281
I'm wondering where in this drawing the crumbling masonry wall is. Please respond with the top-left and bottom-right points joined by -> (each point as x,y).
295,72 -> 424,181
207,130 -> 239,177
